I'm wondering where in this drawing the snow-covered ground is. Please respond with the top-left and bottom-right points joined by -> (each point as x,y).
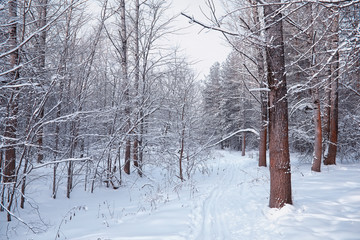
1,150 -> 359,240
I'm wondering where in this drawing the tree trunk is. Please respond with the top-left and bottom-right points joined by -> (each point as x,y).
324,8 -> 339,166
0,151 -> 3,212
264,1 -> 292,208
179,134 -> 185,182
241,132 -> 246,156
0,151 -> 2,184
133,139 -> 139,167
138,114 -> 144,177
4,0 -> 19,185
311,88 -> 322,172
20,150 -> 30,208
308,4 -> 322,172
66,160 -> 73,199
133,0 -> 140,174
258,101 -> 267,167
124,140 -> 131,175
323,69 -> 331,159
178,103 -> 186,182
53,0 -> 73,198
120,0 -> 131,175
0,184 -> 4,212
37,107 -> 44,163
241,95 -> 247,156
66,141 -> 75,198
251,0 -> 267,167
106,152 -> 111,188
36,0 -> 48,163
52,80 -> 63,199
66,121 -> 76,199
4,94 -> 17,184
3,1 -> 19,221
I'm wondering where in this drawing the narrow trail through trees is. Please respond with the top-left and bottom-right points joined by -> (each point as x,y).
189,151 -> 360,240
191,152 -> 270,239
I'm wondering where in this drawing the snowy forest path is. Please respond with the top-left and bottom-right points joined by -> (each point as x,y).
190,151 -> 270,239
188,151 -> 360,240
2,150 -> 360,240
194,160 -> 236,239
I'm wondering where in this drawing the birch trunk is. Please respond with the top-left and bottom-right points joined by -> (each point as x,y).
311,88 -> 322,172
120,0 -> 131,175
308,5 -> 322,172
133,0 -> 140,175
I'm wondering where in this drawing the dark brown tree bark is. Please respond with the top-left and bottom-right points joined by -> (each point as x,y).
3,0 -> 19,222
4,94 -> 17,184
251,0 -> 267,167
36,0 -> 48,163
241,132 -> 246,156
258,100 -> 267,167
133,140 -> 139,167
264,0 -> 292,208
4,0 -> 19,185
124,140 -> 131,175
324,8 -> 339,166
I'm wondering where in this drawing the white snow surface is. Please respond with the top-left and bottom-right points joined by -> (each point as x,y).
1,150 -> 360,240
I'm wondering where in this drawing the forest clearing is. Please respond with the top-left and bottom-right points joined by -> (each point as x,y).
1,150 -> 359,239
1,0 -> 359,239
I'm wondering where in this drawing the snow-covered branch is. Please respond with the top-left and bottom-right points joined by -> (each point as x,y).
180,12 -> 239,36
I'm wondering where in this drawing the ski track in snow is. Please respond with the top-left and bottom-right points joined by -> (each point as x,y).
190,152 -> 270,240
195,166 -> 234,239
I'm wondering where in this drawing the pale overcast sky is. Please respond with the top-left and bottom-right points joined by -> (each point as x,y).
168,0 -> 231,78
88,0 -> 231,78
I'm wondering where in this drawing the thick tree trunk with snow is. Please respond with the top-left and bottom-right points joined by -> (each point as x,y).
264,1 -> 292,208
324,8 -> 339,166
